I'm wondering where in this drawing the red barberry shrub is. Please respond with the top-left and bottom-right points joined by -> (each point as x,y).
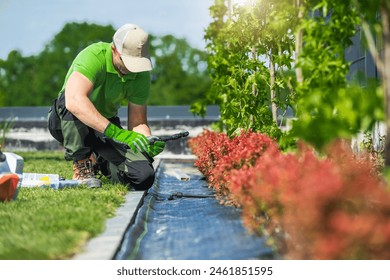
188,129 -> 231,181
189,129 -> 279,202
228,144 -> 287,237
210,130 -> 279,200
299,140 -> 390,260
274,143 -> 346,259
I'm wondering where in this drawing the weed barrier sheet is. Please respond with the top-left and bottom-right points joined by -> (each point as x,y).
115,159 -> 274,260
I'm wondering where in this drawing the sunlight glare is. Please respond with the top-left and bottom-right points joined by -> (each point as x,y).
232,0 -> 252,7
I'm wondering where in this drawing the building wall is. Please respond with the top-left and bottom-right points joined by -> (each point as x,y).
344,22 -> 385,154
345,27 -> 379,83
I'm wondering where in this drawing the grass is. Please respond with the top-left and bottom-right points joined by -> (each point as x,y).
0,151 -> 129,260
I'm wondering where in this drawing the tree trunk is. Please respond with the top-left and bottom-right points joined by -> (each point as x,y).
269,52 -> 278,123
381,4 -> 390,166
250,46 -> 258,127
295,0 -> 304,84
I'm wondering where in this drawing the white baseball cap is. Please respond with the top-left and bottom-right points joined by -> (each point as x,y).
113,24 -> 153,73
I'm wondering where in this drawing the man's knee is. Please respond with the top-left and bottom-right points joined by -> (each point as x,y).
130,164 -> 155,190
114,160 -> 155,191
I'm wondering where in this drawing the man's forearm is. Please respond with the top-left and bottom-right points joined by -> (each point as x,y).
65,71 -> 110,133
66,94 -> 110,133
127,103 -> 151,136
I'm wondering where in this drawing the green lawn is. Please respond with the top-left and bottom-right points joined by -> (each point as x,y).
0,151 -> 128,260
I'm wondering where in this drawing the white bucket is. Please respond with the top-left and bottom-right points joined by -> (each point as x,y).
0,152 -> 24,175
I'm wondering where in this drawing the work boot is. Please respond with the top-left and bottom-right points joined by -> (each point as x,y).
72,157 -> 102,188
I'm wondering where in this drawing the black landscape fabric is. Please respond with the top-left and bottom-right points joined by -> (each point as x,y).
115,159 -> 275,260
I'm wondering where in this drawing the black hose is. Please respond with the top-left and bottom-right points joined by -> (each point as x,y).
168,192 -> 214,200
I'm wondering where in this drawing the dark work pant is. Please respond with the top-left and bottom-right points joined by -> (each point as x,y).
47,92 -> 155,190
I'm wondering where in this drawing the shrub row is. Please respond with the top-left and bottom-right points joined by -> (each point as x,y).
188,130 -> 390,259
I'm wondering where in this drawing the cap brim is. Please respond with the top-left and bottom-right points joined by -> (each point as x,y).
121,55 -> 152,73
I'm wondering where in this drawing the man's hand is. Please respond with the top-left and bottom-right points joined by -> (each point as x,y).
146,136 -> 166,157
104,123 -> 148,153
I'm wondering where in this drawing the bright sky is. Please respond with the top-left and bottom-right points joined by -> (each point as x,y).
0,0 -> 214,59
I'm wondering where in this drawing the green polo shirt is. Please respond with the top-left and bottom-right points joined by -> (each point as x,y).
59,42 -> 151,119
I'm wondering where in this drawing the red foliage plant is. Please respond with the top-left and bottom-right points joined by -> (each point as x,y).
210,130 -> 278,199
189,129 -> 278,199
190,131 -> 390,260
188,129 -> 231,180
306,141 -> 390,260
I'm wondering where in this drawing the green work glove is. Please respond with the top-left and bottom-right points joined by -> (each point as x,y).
146,136 -> 166,157
104,123 -> 148,153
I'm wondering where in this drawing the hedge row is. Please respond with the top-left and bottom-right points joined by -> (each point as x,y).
188,130 -> 390,259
